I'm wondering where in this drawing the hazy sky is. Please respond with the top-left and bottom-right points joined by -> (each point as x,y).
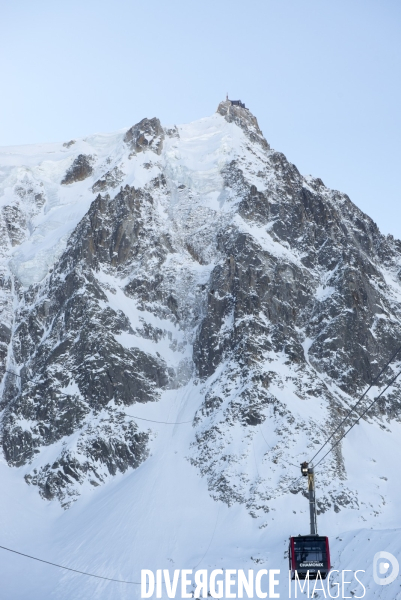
1,0 -> 400,238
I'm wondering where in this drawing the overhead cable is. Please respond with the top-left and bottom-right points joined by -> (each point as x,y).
314,366 -> 401,471
0,545 -> 140,584
124,414 -> 193,425
308,343 -> 401,465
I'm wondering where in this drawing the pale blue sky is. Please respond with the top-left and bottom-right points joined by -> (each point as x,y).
1,0 -> 400,238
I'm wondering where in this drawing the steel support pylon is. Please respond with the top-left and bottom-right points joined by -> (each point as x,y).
307,465 -> 318,535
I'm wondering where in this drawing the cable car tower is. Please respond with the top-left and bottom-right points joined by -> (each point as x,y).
287,342 -> 401,581
288,462 -> 331,580
301,461 -> 318,535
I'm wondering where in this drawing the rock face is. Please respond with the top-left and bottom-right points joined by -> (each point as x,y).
123,117 -> 164,155
61,154 -> 94,184
92,167 -> 124,193
0,103 -> 400,517
217,100 -> 269,150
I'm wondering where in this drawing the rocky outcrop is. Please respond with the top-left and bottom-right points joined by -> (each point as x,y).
217,100 -> 269,150
1,186 -> 176,479
124,117 -> 164,156
92,166 -> 124,193
24,415 -> 149,507
61,154 -> 94,184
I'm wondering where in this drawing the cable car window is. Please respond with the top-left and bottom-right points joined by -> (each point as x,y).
294,540 -> 327,563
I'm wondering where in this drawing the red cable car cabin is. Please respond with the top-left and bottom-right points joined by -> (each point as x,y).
289,536 -> 331,579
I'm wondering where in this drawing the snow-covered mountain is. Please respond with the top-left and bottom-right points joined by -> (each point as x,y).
0,101 -> 401,599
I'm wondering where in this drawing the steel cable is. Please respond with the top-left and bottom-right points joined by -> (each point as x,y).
314,366 -> 401,471
308,343 -> 401,465
0,545 -> 140,584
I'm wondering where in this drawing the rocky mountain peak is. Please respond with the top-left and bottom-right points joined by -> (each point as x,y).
0,106 -> 400,526
123,117 -> 164,155
216,99 -> 269,149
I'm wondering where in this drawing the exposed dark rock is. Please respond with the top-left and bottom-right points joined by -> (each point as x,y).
61,154 -> 94,185
2,204 -> 28,246
92,166 -> 124,193
124,118 -> 164,156
24,417 -> 149,508
217,100 -> 269,150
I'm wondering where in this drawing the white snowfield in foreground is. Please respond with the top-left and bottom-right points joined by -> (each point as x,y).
0,108 -> 400,600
